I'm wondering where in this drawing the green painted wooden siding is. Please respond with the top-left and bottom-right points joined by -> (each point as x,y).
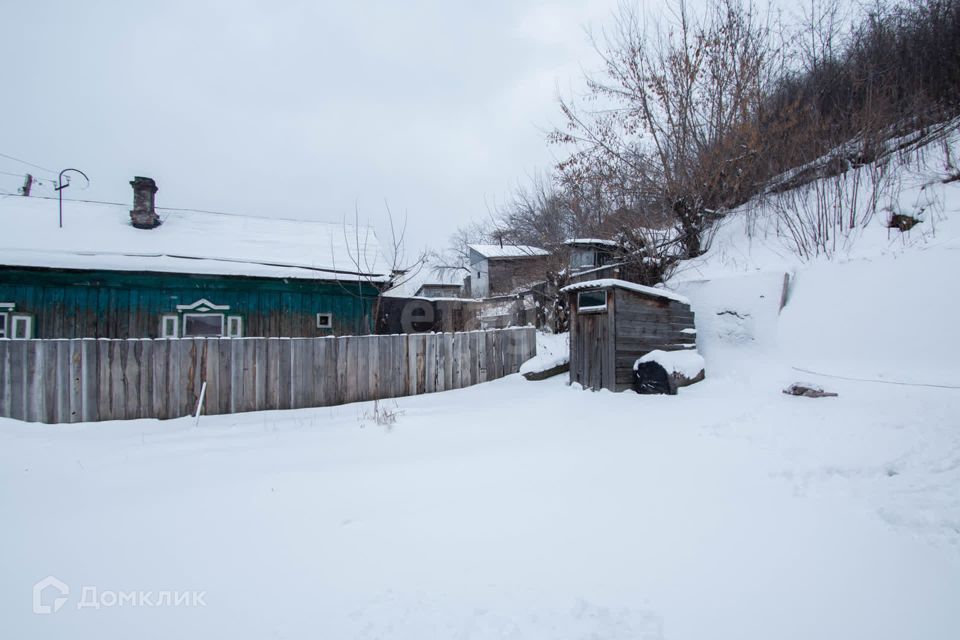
0,267 -> 380,338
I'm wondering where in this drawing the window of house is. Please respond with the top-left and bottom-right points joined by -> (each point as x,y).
316,313 -> 333,329
183,313 -> 224,337
0,303 -> 13,339
10,314 -> 33,339
571,249 -> 595,269
577,290 -> 608,312
161,314 -> 179,338
227,315 -> 243,338
166,299 -> 237,338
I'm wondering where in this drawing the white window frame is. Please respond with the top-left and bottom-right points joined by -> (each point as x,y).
0,302 -> 13,339
577,290 -> 608,313
160,314 -> 179,338
10,314 -> 33,339
316,312 -> 333,329
227,315 -> 243,338
182,313 -> 225,337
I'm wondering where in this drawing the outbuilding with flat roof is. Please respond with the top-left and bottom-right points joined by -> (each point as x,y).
562,278 -> 697,392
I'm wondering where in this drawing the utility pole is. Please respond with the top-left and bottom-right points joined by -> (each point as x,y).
19,173 -> 33,196
54,168 -> 89,229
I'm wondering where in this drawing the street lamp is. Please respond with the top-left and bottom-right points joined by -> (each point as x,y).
54,168 -> 89,229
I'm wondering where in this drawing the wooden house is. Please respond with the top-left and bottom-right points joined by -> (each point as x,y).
562,278 -> 696,391
467,244 -> 550,298
414,283 -> 463,298
0,177 -> 391,339
566,238 -> 619,274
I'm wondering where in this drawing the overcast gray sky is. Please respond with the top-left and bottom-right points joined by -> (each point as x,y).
0,0 -> 623,255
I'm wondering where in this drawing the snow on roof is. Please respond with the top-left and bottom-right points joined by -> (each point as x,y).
561,278 -> 691,304
565,238 -> 618,247
0,195 -> 391,282
468,244 -> 550,259
382,261 -> 465,298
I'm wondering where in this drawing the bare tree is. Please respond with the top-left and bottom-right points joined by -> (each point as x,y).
428,220 -> 492,287
334,202 -> 426,333
552,0 -> 778,257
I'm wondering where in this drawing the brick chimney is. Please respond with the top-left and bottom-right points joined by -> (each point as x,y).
129,176 -> 161,229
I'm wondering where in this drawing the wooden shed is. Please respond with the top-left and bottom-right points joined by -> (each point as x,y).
562,279 -> 696,392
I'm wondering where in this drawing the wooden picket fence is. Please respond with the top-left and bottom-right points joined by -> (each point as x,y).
0,327 -> 536,424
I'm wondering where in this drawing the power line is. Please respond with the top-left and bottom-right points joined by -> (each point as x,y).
791,366 -> 960,390
0,192 -> 349,225
0,193 -> 125,207
0,172 -> 54,192
0,170 -> 54,184
0,151 -> 56,178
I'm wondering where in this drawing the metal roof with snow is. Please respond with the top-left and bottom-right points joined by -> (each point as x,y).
564,238 -> 619,247
0,195 -> 391,282
467,243 -> 549,259
561,278 -> 690,305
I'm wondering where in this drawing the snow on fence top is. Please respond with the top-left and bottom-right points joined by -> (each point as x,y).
0,196 -> 391,282
468,244 -> 550,259
560,278 -> 690,305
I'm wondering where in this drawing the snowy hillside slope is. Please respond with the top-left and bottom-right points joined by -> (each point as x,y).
676,123 -> 960,280
668,126 -> 960,562
673,122 -> 960,388
1,131 -> 960,638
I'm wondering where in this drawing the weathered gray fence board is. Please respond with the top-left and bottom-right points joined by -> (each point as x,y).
429,334 -> 438,393
319,339 -> 330,405
0,327 -> 536,424
0,342 -> 8,421
337,337 -> 350,404
294,338 -> 311,410
369,336 -> 380,399
253,338 -> 267,412
440,333 -> 451,392
41,341 -> 56,423
317,338 -> 328,406
81,340 -> 97,422
241,338 -> 256,413
26,341 -> 42,423
128,340 -> 143,421
165,341 -> 179,419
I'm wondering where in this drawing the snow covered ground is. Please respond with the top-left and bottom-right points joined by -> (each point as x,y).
3,135 -> 960,638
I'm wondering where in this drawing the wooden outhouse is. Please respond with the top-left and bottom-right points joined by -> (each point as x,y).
563,279 -> 696,392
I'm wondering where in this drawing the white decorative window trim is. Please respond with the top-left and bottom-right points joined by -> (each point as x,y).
227,315 -> 243,338
316,312 -> 333,329
0,302 -> 14,310
10,314 -> 33,339
175,298 -> 230,313
0,311 -> 7,339
160,314 -> 179,338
